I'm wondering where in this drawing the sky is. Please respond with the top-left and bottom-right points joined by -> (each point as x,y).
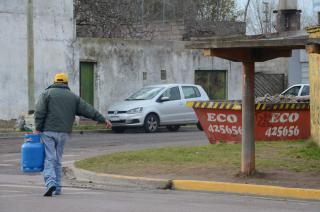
236,0 -> 317,34
236,0 -> 314,15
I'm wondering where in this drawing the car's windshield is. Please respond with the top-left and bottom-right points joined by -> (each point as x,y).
301,85 -> 310,96
282,86 -> 301,96
126,87 -> 165,100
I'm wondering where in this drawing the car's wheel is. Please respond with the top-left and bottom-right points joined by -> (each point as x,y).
112,127 -> 126,133
196,122 -> 203,131
166,125 -> 180,132
144,113 -> 159,133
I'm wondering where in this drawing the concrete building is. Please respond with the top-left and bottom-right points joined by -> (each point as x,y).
0,0 -> 289,124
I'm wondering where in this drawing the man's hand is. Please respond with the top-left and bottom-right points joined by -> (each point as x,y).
105,120 -> 112,128
33,130 -> 41,134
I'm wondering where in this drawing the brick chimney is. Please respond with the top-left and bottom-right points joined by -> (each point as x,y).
273,0 -> 301,32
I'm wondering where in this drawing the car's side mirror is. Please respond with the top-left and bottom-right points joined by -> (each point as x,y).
158,96 -> 170,102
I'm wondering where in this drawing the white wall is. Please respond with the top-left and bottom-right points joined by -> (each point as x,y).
0,0 -> 74,120
0,0 -> 28,120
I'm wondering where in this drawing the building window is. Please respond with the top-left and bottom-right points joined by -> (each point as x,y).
143,72 -> 147,80
161,70 -> 166,80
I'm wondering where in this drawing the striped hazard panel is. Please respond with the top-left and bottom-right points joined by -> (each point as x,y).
186,101 -> 241,110
255,103 -> 310,110
186,101 -> 310,111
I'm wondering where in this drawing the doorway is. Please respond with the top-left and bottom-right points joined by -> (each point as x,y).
80,62 -> 95,106
195,70 -> 227,100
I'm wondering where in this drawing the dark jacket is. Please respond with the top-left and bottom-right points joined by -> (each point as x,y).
35,83 -> 105,133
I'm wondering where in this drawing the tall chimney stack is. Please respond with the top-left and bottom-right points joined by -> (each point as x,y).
274,0 -> 301,32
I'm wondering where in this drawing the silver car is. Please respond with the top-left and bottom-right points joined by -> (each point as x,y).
107,84 -> 209,133
280,84 -> 309,97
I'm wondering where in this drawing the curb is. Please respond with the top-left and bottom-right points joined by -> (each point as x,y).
172,180 -> 320,201
68,163 -> 320,201
67,163 -> 171,189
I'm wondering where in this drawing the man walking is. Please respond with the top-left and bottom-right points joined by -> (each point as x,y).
34,73 -> 112,197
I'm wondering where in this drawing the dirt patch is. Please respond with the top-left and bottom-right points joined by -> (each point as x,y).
101,164 -> 320,189
137,167 -> 320,189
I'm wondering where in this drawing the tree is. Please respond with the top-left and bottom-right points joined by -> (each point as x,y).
244,0 -> 277,35
243,0 -> 251,22
301,14 -> 317,28
75,0 -> 239,39
169,0 -> 238,23
300,2 -> 317,28
243,0 -> 318,35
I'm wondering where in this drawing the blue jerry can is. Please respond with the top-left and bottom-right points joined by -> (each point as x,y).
21,134 -> 45,173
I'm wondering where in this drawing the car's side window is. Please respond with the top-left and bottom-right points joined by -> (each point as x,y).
301,85 -> 310,96
162,87 -> 181,101
182,86 -> 201,99
283,86 -> 301,96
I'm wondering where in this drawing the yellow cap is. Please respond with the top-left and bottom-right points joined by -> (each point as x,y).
54,73 -> 68,83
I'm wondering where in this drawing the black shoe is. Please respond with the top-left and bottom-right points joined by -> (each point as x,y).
44,186 -> 56,197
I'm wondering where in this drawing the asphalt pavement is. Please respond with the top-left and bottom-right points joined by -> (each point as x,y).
1,128 -> 320,211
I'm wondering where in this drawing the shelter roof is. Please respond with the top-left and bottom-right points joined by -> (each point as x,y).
187,31 -> 311,49
187,30 -> 319,62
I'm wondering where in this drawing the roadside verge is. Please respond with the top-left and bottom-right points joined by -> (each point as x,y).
67,163 -> 320,201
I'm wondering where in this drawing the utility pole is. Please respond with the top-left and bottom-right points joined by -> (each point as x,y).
27,0 -> 35,111
140,0 -> 144,24
262,1 -> 270,34
162,0 -> 166,24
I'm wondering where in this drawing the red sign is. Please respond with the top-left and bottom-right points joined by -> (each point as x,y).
195,108 -> 310,144
255,110 -> 310,141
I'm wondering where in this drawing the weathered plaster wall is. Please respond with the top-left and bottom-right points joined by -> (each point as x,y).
0,0 -> 74,120
255,58 -> 289,75
255,57 -> 289,91
76,38 -> 243,114
0,0 -> 28,121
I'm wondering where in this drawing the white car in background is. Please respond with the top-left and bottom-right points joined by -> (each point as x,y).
280,84 -> 309,97
107,84 -> 209,133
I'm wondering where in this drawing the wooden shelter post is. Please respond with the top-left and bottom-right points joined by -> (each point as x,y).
241,62 -> 255,174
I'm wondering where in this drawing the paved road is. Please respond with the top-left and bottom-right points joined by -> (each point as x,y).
1,128 -> 320,212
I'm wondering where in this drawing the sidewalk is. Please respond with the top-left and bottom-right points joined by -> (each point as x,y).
67,163 -> 320,201
0,131 -> 25,139
0,129 -> 111,139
